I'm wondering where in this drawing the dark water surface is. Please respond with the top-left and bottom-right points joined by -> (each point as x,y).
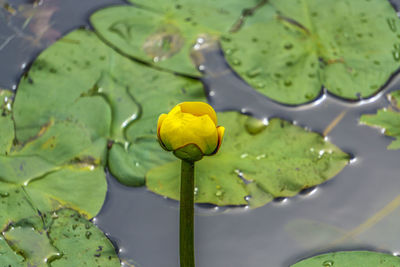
1,1 -> 400,266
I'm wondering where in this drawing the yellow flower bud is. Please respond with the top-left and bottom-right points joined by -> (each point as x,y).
157,102 -> 225,161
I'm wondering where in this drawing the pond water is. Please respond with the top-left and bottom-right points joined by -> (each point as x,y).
1,0 -> 400,266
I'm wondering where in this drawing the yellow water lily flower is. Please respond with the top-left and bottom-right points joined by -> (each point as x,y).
157,102 -> 225,161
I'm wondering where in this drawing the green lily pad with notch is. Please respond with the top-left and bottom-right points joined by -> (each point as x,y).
12,29 -> 142,144
291,251 -> 400,267
360,90 -> 400,150
1,208 -> 120,266
221,0 -> 400,104
90,0 -> 263,77
147,112 -> 349,208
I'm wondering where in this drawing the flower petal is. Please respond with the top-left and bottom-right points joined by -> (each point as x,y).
157,113 -> 168,139
167,104 -> 182,116
178,102 -> 217,125
159,112 -> 218,154
211,126 -> 225,155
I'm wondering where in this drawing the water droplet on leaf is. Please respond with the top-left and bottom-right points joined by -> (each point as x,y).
225,48 -> 234,55
322,260 -> 334,266
387,17 -> 397,32
305,93 -> 314,100
85,231 -> 92,239
392,51 -> 400,61
284,80 -> 292,86
221,35 -> 231,42
246,68 -> 261,78
109,21 -> 131,40
245,116 -> 267,135
256,82 -> 265,88
284,43 -> 293,50
215,190 -> 224,198
232,58 -> 241,66
0,192 -> 9,198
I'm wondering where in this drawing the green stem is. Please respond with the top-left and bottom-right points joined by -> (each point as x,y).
180,160 -> 195,267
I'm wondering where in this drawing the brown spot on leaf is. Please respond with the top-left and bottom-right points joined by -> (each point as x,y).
143,24 -> 184,62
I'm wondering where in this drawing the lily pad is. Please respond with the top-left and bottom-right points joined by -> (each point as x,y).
360,90 -> 400,149
90,0 -> 261,77
0,136 -> 107,228
1,209 -> 120,266
0,133 -> 106,229
1,63 -> 109,228
291,251 -> 400,267
147,112 -> 349,207
91,0 -> 400,104
13,29 -> 117,142
222,0 -> 400,104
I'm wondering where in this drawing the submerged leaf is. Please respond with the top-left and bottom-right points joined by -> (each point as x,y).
360,90 -> 400,150
291,251 -> 400,267
3,225 -> 60,266
285,219 -> 350,250
147,112 -> 349,207
0,209 -> 120,266
49,209 -> 120,266
0,235 -> 24,265
0,183 -> 39,232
